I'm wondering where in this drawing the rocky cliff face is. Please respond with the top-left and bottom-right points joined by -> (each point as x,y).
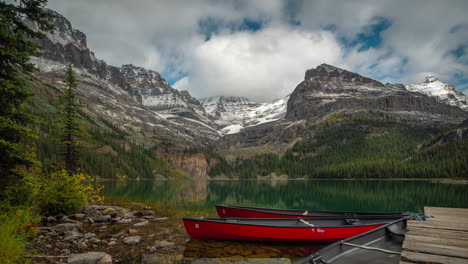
156,146 -> 219,179
28,10 -> 220,146
286,64 -> 467,122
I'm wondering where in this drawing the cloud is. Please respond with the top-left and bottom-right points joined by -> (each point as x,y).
45,0 -> 468,100
174,27 -> 343,101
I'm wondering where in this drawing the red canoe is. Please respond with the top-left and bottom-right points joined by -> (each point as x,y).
183,217 -> 396,242
216,205 -> 407,219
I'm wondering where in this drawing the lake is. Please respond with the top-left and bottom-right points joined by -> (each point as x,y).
100,180 -> 468,262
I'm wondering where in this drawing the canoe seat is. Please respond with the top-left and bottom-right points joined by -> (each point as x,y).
345,218 -> 360,225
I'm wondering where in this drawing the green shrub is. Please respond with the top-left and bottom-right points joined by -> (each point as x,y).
0,207 -> 37,264
37,168 -> 103,215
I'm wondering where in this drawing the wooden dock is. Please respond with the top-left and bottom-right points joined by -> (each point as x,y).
400,206 -> 468,264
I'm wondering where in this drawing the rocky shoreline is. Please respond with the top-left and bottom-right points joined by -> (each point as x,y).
28,203 -> 188,264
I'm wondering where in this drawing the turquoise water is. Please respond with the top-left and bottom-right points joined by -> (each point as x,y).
100,180 -> 468,261
101,180 -> 468,214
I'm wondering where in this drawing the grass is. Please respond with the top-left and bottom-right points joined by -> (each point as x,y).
0,208 -> 36,264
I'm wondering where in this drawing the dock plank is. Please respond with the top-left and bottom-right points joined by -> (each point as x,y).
406,228 -> 468,240
425,207 -> 468,215
401,251 -> 468,264
402,240 -> 468,258
407,220 -> 468,232
405,234 -> 468,248
401,207 -> 468,264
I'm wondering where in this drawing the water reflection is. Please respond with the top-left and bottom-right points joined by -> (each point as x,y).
184,239 -> 324,259
101,180 -> 468,214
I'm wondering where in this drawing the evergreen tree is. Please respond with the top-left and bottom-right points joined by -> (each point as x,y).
60,65 -> 82,173
0,0 -> 54,198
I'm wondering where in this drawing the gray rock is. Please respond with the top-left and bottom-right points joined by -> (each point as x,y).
84,233 -> 96,239
133,220 -> 148,227
67,252 -> 112,264
47,216 -> 57,222
116,219 -> 132,224
74,213 -> 86,220
112,232 -> 124,238
154,240 -> 175,247
128,229 -> 138,234
60,249 -> 71,255
63,231 -> 82,241
102,208 -> 117,217
93,215 -> 111,223
123,236 -> 141,245
52,223 -> 81,233
89,237 -> 101,244
107,241 -> 117,246
77,241 -> 87,249
132,210 -> 155,217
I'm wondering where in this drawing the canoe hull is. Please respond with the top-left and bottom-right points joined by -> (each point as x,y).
294,218 -> 407,264
183,218 -> 386,242
216,205 -> 405,219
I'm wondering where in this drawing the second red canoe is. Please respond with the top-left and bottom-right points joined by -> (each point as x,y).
183,217 -> 398,242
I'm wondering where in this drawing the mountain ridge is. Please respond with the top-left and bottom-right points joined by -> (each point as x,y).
24,9 -> 468,180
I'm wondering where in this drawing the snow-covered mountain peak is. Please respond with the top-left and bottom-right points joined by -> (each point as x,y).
406,77 -> 468,111
424,75 -> 439,83
200,94 -> 289,135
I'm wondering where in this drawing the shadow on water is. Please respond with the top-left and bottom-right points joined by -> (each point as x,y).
100,180 -> 468,261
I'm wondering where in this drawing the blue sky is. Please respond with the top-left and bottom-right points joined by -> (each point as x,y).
47,0 -> 468,101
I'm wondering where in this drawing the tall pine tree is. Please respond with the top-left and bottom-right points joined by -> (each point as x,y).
0,0 -> 54,199
60,64 -> 83,173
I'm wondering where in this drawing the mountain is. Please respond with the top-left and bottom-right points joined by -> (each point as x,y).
286,64 -> 466,122
27,10 -> 220,146
200,95 -> 288,135
405,76 -> 468,111
218,64 -> 468,154
24,10 -> 468,179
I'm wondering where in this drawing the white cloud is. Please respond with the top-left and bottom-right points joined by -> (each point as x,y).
174,27 -> 343,102
45,0 -> 468,100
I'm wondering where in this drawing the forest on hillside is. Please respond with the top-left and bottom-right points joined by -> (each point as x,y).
209,115 -> 468,179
